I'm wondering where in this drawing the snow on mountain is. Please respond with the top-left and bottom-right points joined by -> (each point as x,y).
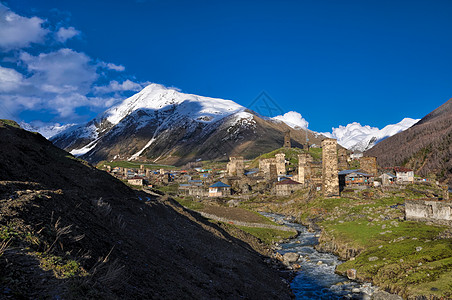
52,83 -> 256,162
323,118 -> 420,151
102,83 -> 245,126
20,121 -> 76,139
272,111 -> 309,129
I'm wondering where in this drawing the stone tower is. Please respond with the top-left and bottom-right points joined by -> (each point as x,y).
360,156 -> 377,176
227,156 -> 244,177
124,168 -> 128,178
337,148 -> 348,171
269,164 -> 278,181
321,139 -> 339,197
284,131 -> 291,148
275,153 -> 286,175
297,152 -> 312,184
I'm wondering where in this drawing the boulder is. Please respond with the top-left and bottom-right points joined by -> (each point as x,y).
346,268 -> 357,280
371,290 -> 403,300
283,252 -> 300,263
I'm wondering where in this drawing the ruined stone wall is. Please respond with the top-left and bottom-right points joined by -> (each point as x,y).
360,156 -> 377,176
406,200 -> 452,226
259,158 -> 275,178
260,154 -> 285,179
337,148 -> 348,171
227,156 -> 244,176
322,139 -> 339,197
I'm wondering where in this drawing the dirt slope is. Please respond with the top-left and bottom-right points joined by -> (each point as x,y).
0,120 -> 291,299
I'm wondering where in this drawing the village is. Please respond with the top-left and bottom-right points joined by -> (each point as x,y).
101,132 -> 451,226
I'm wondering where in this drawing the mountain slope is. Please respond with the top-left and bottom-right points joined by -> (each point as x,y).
365,98 -> 452,185
52,84 -> 323,165
324,118 -> 419,151
0,120 -> 292,299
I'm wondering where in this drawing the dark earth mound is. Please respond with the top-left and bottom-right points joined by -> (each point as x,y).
0,120 -> 291,299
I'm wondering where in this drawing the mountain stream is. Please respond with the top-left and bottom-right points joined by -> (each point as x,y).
261,212 -> 378,299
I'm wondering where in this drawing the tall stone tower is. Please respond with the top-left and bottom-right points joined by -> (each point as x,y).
284,131 -> 291,148
297,152 -> 312,184
275,153 -> 286,175
337,148 -> 349,171
321,139 -> 339,197
360,156 -> 377,176
227,156 -> 244,177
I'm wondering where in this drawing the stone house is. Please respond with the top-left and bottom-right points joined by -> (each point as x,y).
128,176 -> 144,186
208,181 -> 231,197
275,179 -> 303,196
394,167 -> 414,183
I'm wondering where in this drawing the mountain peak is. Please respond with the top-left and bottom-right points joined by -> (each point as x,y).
103,84 -> 245,126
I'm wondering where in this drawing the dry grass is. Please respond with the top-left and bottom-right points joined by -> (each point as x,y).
0,238 -> 11,257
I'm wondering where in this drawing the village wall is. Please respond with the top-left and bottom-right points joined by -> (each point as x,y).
406,200 -> 452,226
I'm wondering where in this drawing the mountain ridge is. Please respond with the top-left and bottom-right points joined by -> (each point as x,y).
51,84 -> 323,165
365,98 -> 452,185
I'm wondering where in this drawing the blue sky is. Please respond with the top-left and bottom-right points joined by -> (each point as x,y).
0,0 -> 451,132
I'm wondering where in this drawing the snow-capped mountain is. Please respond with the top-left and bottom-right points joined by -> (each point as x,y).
323,118 -> 420,151
20,121 -> 76,139
52,84 -> 320,165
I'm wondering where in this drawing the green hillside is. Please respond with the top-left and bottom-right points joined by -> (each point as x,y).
249,147 -> 322,169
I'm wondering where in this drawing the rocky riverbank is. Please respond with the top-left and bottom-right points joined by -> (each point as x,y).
242,188 -> 452,299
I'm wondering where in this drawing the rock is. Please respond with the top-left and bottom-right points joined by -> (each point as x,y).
352,288 -> 361,293
390,221 -> 399,227
371,290 -> 403,300
274,252 -> 284,262
283,252 -> 299,263
295,240 -> 301,244
292,263 -> 301,270
346,268 -> 357,280
416,246 -> 422,252
316,260 -> 323,265
368,256 -> 379,262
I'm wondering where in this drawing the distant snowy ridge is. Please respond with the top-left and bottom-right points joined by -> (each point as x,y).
20,121 -> 76,139
323,118 -> 420,151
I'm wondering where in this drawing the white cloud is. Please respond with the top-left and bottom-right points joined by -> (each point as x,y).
0,3 -> 49,50
55,26 -> 80,43
0,66 -> 24,91
20,48 -> 98,94
94,79 -> 145,94
0,5 -> 147,123
97,61 -> 125,71
272,111 -> 309,129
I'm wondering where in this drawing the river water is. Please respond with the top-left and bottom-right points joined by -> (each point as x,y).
262,212 -> 375,300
